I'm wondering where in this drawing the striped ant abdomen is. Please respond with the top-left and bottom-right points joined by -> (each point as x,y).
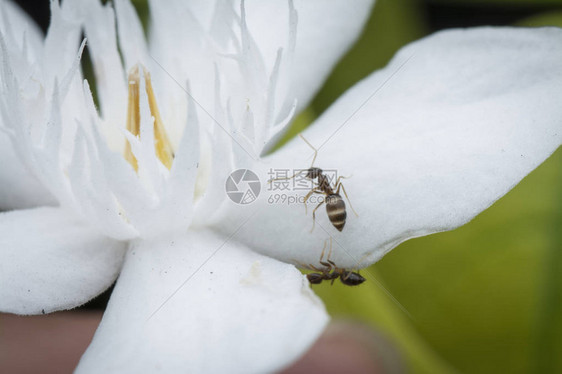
325,194 -> 346,231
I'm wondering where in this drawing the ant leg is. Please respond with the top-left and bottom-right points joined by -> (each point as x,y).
330,267 -> 338,285
293,259 -> 313,271
321,239 -> 341,285
292,259 -> 324,274
319,238 -> 328,262
354,253 -> 370,271
298,133 -> 318,169
324,240 -> 338,285
333,175 -> 351,186
291,256 -> 329,273
330,262 -> 347,286
306,239 -> 331,273
303,190 -> 314,215
335,181 -> 358,217
324,238 -> 333,263
318,239 -> 328,268
303,188 -> 323,215
308,264 -> 324,272
324,239 -> 343,269
319,238 -> 334,270
310,200 -> 325,233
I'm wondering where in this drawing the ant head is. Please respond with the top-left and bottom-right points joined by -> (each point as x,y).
306,273 -> 324,284
306,167 -> 323,179
340,271 -> 366,286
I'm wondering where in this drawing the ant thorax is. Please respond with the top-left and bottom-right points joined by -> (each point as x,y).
316,174 -> 333,193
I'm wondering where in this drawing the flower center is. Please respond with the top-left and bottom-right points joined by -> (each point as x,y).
124,65 -> 174,171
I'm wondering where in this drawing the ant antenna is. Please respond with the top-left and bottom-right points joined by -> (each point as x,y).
298,133 -> 318,169
268,134 -> 319,184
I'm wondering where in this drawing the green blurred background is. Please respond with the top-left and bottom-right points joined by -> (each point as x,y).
15,0 -> 562,372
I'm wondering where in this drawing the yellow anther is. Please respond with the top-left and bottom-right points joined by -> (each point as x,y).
124,66 -> 140,171
144,69 -> 174,169
124,65 -> 174,171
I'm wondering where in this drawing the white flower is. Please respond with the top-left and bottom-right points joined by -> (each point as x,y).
1,0 -> 561,373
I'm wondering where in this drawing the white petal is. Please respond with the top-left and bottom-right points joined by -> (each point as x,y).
144,0 -> 374,150
114,0 -> 149,70
42,0 -> 82,91
76,0 -> 127,149
219,27 -> 562,268
0,1 -> 55,209
0,0 -> 43,57
0,207 -> 126,314
77,230 -> 328,373
0,134 -> 56,210
0,1 -> 88,211
146,0 -> 219,143
245,0 -> 375,110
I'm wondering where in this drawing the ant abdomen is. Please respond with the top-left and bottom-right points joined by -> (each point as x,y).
325,194 -> 346,232
340,271 -> 366,286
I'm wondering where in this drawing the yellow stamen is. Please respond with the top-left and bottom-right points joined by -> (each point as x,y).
144,70 -> 174,169
124,65 -> 174,171
124,67 -> 140,171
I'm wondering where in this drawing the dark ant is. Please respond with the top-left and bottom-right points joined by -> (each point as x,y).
303,239 -> 366,286
269,134 -> 357,232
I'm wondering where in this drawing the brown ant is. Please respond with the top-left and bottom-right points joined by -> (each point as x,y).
269,134 -> 357,232
302,239 -> 366,286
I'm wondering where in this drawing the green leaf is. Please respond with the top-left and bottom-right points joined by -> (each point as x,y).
428,0 -> 562,5
371,148 -> 562,373
517,10 -> 562,26
313,272 -> 457,374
